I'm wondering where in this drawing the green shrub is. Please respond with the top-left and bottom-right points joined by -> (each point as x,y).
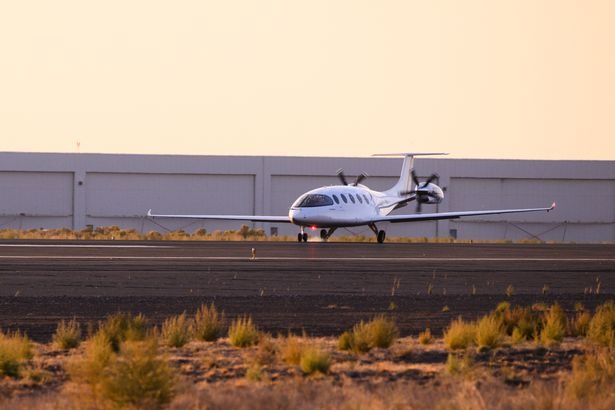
444,317 -> 477,350
299,346 -> 330,375
53,318 -> 82,350
540,304 -> 566,346
228,316 -> 259,348
100,340 -> 176,409
476,314 -> 503,349
160,312 -> 192,348
587,301 -> 615,347
194,303 -> 225,342
0,331 -> 32,378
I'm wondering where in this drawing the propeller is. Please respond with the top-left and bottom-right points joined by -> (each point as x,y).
337,170 -> 368,186
353,172 -> 367,186
399,170 -> 440,213
336,169 -> 348,185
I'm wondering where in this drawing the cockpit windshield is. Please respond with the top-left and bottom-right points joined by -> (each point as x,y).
294,194 -> 334,208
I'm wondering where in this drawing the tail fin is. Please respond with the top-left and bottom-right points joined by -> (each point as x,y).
373,153 -> 447,197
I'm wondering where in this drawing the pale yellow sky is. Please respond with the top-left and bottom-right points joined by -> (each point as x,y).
1,1 -> 613,160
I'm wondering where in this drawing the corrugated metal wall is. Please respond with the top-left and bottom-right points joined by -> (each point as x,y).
0,152 -> 613,242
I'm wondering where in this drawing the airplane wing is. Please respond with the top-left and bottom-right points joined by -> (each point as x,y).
373,203 -> 556,223
147,209 -> 291,223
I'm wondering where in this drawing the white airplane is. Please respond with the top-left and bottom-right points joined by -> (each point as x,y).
148,153 -> 555,243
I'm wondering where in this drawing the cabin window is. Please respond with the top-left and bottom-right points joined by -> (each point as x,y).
356,194 -> 363,204
297,194 -> 334,208
349,194 -> 355,204
363,194 -> 370,204
332,194 -> 340,204
340,194 -> 348,203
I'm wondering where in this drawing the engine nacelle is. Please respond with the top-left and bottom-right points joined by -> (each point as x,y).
416,183 -> 444,204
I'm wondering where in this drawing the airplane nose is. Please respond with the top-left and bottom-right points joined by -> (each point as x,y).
289,208 -> 300,223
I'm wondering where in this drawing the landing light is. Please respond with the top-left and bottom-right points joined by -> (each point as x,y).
310,225 -> 316,230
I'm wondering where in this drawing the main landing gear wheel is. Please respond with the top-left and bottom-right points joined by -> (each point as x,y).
297,233 -> 303,242
320,229 -> 327,240
377,230 -> 386,244
302,233 -> 308,242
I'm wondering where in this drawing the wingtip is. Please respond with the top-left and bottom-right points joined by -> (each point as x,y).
549,202 -> 556,211
147,209 -> 152,217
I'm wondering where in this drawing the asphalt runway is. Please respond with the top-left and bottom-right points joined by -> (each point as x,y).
0,240 -> 613,341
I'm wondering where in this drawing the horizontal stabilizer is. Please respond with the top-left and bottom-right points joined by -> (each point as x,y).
372,153 -> 448,157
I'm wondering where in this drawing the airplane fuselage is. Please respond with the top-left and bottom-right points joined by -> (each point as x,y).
288,185 -> 387,228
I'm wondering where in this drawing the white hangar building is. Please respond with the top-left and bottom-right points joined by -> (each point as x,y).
0,152 -> 613,243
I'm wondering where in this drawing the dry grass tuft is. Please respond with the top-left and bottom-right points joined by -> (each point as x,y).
540,304 -> 566,347
566,347 -> 615,401
160,312 -> 192,348
299,346 -> 330,375
100,340 -> 177,409
245,362 -> 263,382
418,328 -> 433,345
0,331 -> 32,378
251,334 -> 277,366
445,352 -> 474,376
228,316 -> 260,348
502,305 -> 540,339
97,312 -> 148,352
444,318 -> 477,350
280,333 -> 305,366
53,318 -> 82,350
70,335 -> 176,409
338,315 -> 398,354
587,301 -> 615,347
475,314 -> 503,349
69,331 -> 114,395
193,303 -> 225,342
367,315 -> 399,348
568,311 -> 591,337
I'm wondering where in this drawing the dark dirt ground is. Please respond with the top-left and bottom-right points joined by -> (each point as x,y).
0,241 -> 613,342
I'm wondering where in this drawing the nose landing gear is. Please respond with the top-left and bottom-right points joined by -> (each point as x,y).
297,227 -> 308,242
369,223 -> 386,244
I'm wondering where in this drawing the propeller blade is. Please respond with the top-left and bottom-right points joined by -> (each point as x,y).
425,173 -> 439,185
353,172 -> 367,186
411,170 -> 420,187
336,169 -> 348,185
